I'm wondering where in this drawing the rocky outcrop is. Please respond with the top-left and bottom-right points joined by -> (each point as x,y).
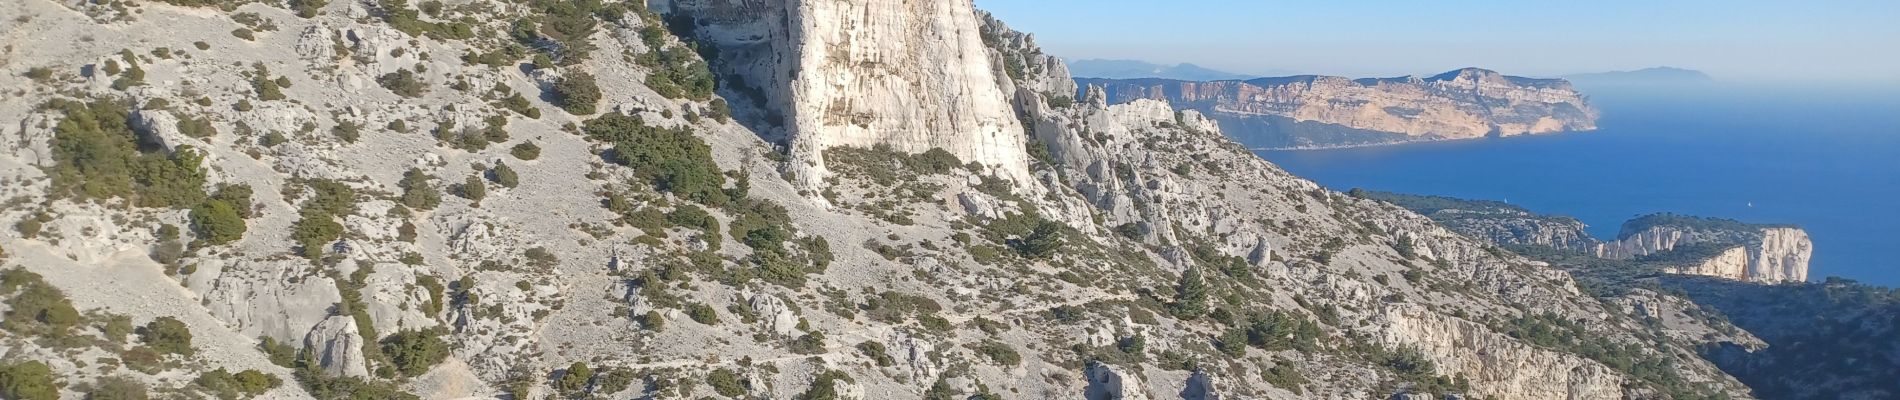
1079,68 -> 1598,149
304,315 -> 370,378
1378,305 -> 1625,400
669,0 -> 1032,186
1085,362 -> 1151,400
1180,369 -> 1220,400
1670,246 -> 1753,281
1597,218 -> 1811,284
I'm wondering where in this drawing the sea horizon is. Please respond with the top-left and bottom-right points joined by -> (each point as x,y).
1259,82 -> 1900,286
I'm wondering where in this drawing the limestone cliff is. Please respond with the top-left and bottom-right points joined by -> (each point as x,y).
1369,193 -> 1811,285
667,0 -> 1032,186
1598,217 -> 1811,284
1079,68 -> 1599,149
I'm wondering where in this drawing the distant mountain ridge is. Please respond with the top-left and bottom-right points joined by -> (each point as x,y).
1563,67 -> 1714,86
1079,67 -> 1599,149
1066,58 -> 1255,81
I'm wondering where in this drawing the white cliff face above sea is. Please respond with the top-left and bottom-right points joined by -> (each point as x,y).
1598,225 -> 1811,284
1367,193 -> 1811,285
1079,68 -> 1599,149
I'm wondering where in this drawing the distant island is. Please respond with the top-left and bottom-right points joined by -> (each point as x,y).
1066,58 -> 1255,81
1079,68 -> 1600,149
1563,67 -> 1714,86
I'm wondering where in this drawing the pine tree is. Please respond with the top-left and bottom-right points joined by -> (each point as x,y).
1171,267 -> 1209,319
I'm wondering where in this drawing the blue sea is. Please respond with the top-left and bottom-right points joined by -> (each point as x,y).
1259,84 -> 1900,286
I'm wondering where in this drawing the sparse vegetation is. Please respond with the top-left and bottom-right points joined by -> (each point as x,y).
0,361 -> 59,400
510,141 -> 541,160
552,73 -> 602,115
399,168 -> 442,210
139,317 -> 194,356
377,69 -> 427,98
583,112 -> 726,205
381,328 -> 451,377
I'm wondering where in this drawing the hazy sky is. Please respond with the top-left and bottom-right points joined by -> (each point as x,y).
977,0 -> 1900,83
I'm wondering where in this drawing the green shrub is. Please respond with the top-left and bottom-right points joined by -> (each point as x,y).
552,73 -> 601,115
687,303 -> 718,325
706,368 -> 747,396
398,168 -> 441,210
459,175 -> 486,202
1263,362 -> 1306,395
583,113 -> 726,205
554,362 -> 592,394
24,67 -> 55,82
855,342 -> 895,367
638,46 -> 715,100
260,131 -> 288,147
252,70 -> 285,101
177,115 -> 218,138
789,331 -> 826,354
290,207 -> 342,259
1217,327 -> 1248,357
498,93 -> 539,118
490,162 -> 519,188
666,204 -> 719,236
45,99 -> 209,209
194,368 -> 280,399
796,370 -> 852,400
304,179 -> 357,216
707,99 -> 731,123
87,376 -> 149,400
510,141 -> 541,160
0,361 -> 59,400
13,217 -> 42,239
259,336 -> 298,368
100,314 -> 134,343
139,317 -> 193,355
1,269 -> 80,337
231,28 -> 255,40
332,121 -> 362,143
1010,219 -> 1064,258
377,69 -> 427,98
973,340 -> 1021,366
1170,268 -> 1209,319
381,328 -> 450,377
640,310 -> 665,331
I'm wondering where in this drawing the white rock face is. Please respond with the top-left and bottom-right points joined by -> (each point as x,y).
1672,246 -> 1753,281
1751,228 -> 1811,283
1085,362 -> 1151,400
748,292 -> 799,337
304,315 -> 371,378
1379,305 -> 1625,400
670,0 -> 1031,186
1180,369 -> 1220,400
1598,225 -> 1811,284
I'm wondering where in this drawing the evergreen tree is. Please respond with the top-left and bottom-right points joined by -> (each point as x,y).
1171,268 -> 1209,319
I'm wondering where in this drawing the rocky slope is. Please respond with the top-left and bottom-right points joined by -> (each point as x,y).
1080,69 -> 1600,149
0,0 -> 1756,399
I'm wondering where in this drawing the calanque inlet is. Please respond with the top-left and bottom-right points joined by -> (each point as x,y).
0,0 -> 1892,400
